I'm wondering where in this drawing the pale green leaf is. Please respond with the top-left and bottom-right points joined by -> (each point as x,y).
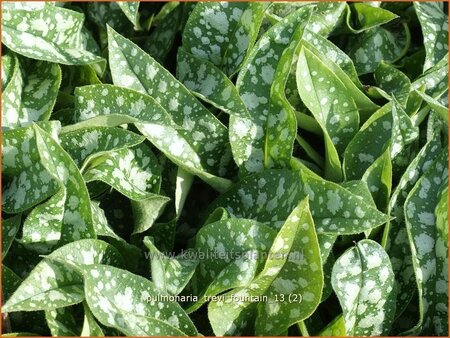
81,302 -> 104,337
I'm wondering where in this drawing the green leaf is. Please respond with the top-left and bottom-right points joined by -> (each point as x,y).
144,236 -> 198,296
344,101 -> 419,180
176,48 -> 250,119
83,143 -> 162,201
116,1 -> 140,30
81,302 -> 104,336
297,46 -> 359,180
348,24 -> 410,75
2,214 -> 21,259
45,306 -> 80,336
2,265 -> 22,301
308,2 -> 346,36
404,148 -> 448,335
187,218 -> 276,313
182,2 -> 268,76
2,122 -> 61,214
383,130 -> 442,320
411,54 -> 448,99
301,29 -> 362,89
345,3 -> 398,33
130,196 -> 171,234
107,27 -> 233,191
87,2 -> 134,36
60,126 -> 145,169
362,148 -> 392,212
414,90 -> 449,123
1,54 -> 61,130
318,315 -> 346,336
208,198 -> 323,336
331,239 -> 396,336
434,186 -> 448,335
82,264 -> 198,336
374,61 -> 411,106
414,2 -> 448,71
2,239 -> 123,313
143,4 -> 182,63
2,5 -> 105,68
34,124 -> 96,244
211,169 -> 390,235
230,7 -> 313,174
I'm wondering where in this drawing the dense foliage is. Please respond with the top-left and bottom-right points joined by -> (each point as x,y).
1,1 -> 448,336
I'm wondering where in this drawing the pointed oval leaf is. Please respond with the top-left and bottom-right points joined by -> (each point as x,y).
332,239 -> 396,336
82,264 -> 198,336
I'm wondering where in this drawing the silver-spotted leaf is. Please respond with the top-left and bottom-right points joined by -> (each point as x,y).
144,236 -> 198,296
332,239 -> 396,336
2,122 -> 61,214
1,54 -> 61,130
116,2 -> 140,29
404,148 -> 448,334
2,214 -> 21,259
348,24 -> 409,75
182,2 -> 268,76
177,48 -> 250,119
82,143 -> 161,201
414,2 -> 448,71
2,5 -> 105,68
187,218 -> 276,313
374,62 -> 411,106
208,198 -> 323,336
2,239 -> 122,313
34,124 -> 96,244
82,265 -> 198,336
230,7 -> 313,174
107,27 -> 233,191
383,130 -> 443,319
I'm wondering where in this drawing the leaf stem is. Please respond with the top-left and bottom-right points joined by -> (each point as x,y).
298,321 -> 310,337
296,135 -> 325,169
295,111 -> 323,135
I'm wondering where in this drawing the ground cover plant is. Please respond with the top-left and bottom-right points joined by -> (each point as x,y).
1,1 -> 448,336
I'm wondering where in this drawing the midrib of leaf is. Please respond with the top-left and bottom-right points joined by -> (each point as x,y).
96,296 -> 188,336
6,282 -> 84,309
